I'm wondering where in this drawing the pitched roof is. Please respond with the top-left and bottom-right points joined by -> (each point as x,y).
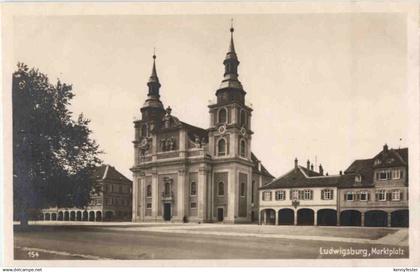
251,152 -> 274,178
340,147 -> 409,188
338,159 -> 374,188
260,166 -> 339,189
300,166 -> 323,177
92,165 -> 107,180
261,146 -> 409,190
337,173 -> 375,188
344,159 -> 372,174
92,165 -> 132,183
372,147 -> 408,168
395,148 -> 408,163
181,121 -> 209,140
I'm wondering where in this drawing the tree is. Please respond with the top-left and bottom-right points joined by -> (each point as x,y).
12,63 -> 102,225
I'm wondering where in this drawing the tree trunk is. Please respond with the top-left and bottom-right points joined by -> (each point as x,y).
19,210 -> 29,227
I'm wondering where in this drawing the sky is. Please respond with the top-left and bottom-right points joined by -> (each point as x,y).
10,13 -> 408,178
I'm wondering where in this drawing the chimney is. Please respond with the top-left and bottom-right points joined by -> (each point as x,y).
294,158 -> 298,169
307,160 -> 310,169
310,164 -> 314,171
319,164 -> 324,175
326,172 -> 329,176
258,162 -> 261,172
339,170 -> 343,176
383,144 -> 388,152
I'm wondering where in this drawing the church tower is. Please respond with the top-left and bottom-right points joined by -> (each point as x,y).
133,54 -> 166,166
208,24 -> 254,223
209,25 -> 253,161
140,54 -> 166,123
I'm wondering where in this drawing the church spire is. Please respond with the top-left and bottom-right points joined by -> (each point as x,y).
220,21 -> 243,91
141,51 -> 165,121
147,52 -> 161,97
226,21 -> 237,61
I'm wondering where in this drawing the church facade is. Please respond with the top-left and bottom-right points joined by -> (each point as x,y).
130,26 -> 273,223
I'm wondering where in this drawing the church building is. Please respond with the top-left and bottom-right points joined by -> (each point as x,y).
130,26 -> 273,223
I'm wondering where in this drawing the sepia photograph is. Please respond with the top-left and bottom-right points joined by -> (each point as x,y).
1,1 -> 419,269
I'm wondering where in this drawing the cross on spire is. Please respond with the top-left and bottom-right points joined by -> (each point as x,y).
147,49 -> 161,96
140,47 -> 165,121
230,18 -> 234,33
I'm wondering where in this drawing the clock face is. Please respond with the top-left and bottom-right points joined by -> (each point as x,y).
18,80 -> 26,90
218,125 -> 226,135
240,127 -> 246,136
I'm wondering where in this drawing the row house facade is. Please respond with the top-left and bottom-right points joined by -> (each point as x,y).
41,165 -> 132,222
338,144 -> 408,227
259,145 -> 409,227
259,159 -> 341,226
130,26 -> 273,224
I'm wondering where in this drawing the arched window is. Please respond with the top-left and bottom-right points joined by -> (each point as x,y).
218,182 -> 224,196
141,124 -> 148,137
240,110 -> 246,127
240,139 -> 246,157
146,185 -> 152,197
218,108 -> 227,123
251,180 -> 256,203
218,138 -> 226,156
226,63 -> 230,73
240,182 -> 245,197
190,182 -> 197,196
164,183 -> 171,196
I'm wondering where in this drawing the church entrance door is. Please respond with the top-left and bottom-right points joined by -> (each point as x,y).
217,208 -> 224,222
163,203 -> 171,221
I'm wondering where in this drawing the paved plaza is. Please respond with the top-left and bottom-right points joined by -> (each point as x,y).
14,222 -> 409,260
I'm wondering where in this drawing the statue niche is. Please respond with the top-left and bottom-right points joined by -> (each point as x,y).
188,133 -> 208,149
138,137 -> 150,160
160,136 -> 177,152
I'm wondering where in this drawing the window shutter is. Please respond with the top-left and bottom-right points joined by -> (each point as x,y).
386,192 -> 391,201
290,190 -> 293,200
331,190 -> 334,200
321,190 -> 324,200
400,191 -> 403,201
375,192 -> 378,201
367,192 -> 370,201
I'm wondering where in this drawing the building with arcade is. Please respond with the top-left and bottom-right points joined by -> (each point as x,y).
259,145 -> 409,227
41,164 -> 133,222
338,145 -> 408,227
